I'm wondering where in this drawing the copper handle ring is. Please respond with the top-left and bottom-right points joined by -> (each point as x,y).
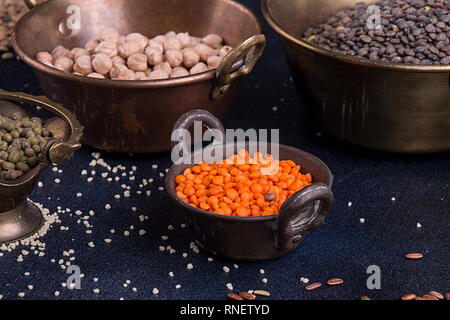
0,89 -> 84,165
211,34 -> 266,100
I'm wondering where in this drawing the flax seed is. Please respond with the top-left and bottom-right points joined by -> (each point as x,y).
228,293 -> 243,300
305,282 -> 322,291
428,291 -> 444,300
327,278 -> 344,286
401,293 -> 416,300
405,253 -> 423,260
239,292 -> 256,300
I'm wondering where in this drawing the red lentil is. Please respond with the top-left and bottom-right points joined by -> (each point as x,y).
174,151 -> 313,217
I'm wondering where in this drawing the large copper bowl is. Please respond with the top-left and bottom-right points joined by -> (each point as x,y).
12,0 -> 265,153
262,0 -> 450,153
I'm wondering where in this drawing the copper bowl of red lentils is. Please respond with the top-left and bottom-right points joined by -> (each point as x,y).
165,110 -> 334,261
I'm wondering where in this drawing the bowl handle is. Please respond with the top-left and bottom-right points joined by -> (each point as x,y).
211,34 -> 266,100
276,183 -> 334,251
171,109 -> 225,159
0,89 -> 83,165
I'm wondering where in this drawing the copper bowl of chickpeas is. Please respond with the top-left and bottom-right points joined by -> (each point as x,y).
11,0 -> 265,153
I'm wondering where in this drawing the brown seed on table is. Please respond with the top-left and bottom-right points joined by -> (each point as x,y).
264,192 -> 276,202
238,292 -> 256,300
228,293 -> 243,301
428,291 -> 444,300
360,296 -> 371,300
423,294 -> 439,301
414,297 -> 426,300
1,52 -> 14,60
305,282 -> 322,291
405,253 -> 423,260
445,293 -> 450,300
327,278 -> 344,286
401,293 -> 416,300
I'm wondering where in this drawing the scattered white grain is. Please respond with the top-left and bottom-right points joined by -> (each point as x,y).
187,263 -> 193,270
223,266 -> 230,273
152,288 -> 159,295
226,283 -> 233,290
348,202 -> 352,207
359,218 -> 365,223
417,223 -> 422,228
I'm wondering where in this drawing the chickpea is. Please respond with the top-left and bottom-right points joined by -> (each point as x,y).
35,51 -> 53,64
87,73 -> 106,79
73,55 -> 93,75
54,57 -> 74,72
112,55 -> 126,67
182,48 -> 200,68
118,41 -> 141,59
170,67 -> 189,78
190,37 -> 201,46
118,35 -> 127,46
190,62 -> 208,75
147,39 -> 164,53
152,35 -> 166,44
51,45 -> 71,60
153,61 -> 172,75
176,32 -> 191,49
165,49 -> 183,68
95,41 -> 118,58
127,53 -> 148,72
85,39 -> 100,52
117,69 -> 137,81
71,48 -> 90,60
125,33 -> 148,50
207,55 -> 222,69
135,71 -> 148,80
100,27 -> 120,42
194,43 -> 215,62
164,37 -> 181,51
202,34 -> 223,49
148,70 -> 169,80
92,53 -> 113,75
219,45 -> 233,57
145,47 -> 163,66
109,64 -> 129,79
165,31 -> 177,38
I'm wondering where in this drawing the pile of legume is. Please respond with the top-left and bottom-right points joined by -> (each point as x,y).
0,115 -> 51,180
174,150 -> 313,217
302,0 -> 450,65
35,29 -> 232,80
0,0 -> 46,58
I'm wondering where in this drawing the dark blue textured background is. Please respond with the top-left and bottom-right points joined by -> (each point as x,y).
0,0 -> 448,301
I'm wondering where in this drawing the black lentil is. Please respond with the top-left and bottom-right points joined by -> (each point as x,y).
302,0 -> 450,65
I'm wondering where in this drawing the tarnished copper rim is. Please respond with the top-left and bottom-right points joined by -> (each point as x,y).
261,0 -> 450,73
12,0 -> 264,89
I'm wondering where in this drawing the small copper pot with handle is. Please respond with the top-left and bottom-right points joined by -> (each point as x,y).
12,0 -> 265,153
0,89 -> 83,245
165,110 -> 334,261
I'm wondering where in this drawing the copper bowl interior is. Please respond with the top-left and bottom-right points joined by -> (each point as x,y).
262,0 -> 450,72
14,0 -> 263,85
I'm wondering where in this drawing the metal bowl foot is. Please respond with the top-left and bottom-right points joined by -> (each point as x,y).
0,201 -> 44,245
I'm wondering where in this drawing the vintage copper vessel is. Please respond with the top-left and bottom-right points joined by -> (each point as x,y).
0,89 -> 83,245
12,0 -> 265,153
262,0 -> 450,153
166,110 -> 334,261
